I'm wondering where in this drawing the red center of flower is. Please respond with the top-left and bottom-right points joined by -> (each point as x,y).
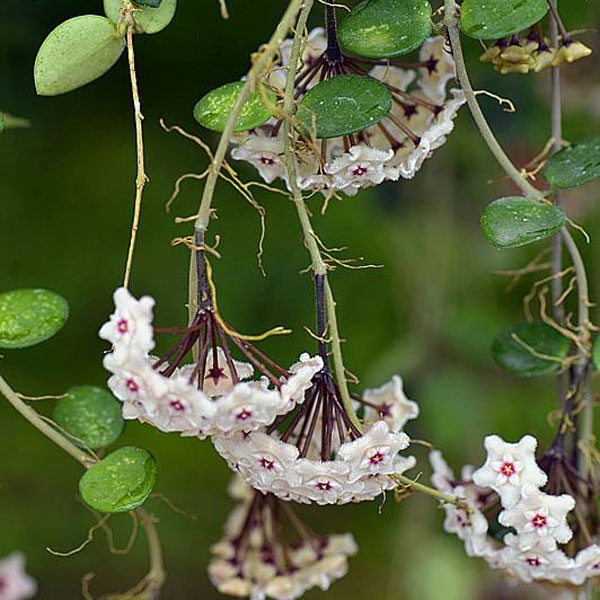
206,366 -> 227,386
499,461 -> 516,477
352,165 -> 369,177
236,408 -> 253,421
169,400 -> 185,412
126,378 -> 139,393
259,457 -> 275,471
526,557 -> 541,567
531,514 -> 547,529
369,451 -> 385,465
117,318 -> 129,334
0,577 -> 6,591
316,481 -> 333,491
259,156 -> 276,165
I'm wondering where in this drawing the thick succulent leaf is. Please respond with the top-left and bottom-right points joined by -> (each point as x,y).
79,447 -> 157,513
297,74 -> 392,139
105,0 -> 176,34
492,322 -> 570,376
544,137 -> 600,189
193,81 -> 276,133
54,386 -> 125,450
0,289 -> 69,349
481,197 -> 565,248
338,0 -> 432,59
592,336 -> 600,371
460,0 -> 548,40
34,16 -> 125,96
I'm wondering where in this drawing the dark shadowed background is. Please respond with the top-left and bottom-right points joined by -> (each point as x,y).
1,1 -> 599,598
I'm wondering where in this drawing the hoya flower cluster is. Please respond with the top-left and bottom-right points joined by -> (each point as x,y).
99,288 -> 323,438
430,435 -> 600,587
0,553 -> 36,600
209,478 -> 357,600
230,33 -> 465,196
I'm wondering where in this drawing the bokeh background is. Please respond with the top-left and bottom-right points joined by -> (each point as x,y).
1,1 -> 600,598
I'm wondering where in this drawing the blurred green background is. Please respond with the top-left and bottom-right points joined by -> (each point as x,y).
1,1 -> 600,598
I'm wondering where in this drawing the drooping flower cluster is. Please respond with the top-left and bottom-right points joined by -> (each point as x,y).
0,553 -> 36,600
430,435 -> 600,586
214,372 -> 417,505
99,287 -> 323,439
208,478 -> 357,600
231,33 -> 465,196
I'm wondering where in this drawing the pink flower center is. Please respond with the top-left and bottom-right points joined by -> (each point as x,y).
126,378 -> 139,393
499,461 -> 516,477
259,457 -> 275,471
117,318 -> 129,334
259,156 -> 276,165
169,400 -> 185,412
236,408 -> 253,421
0,577 -> 5,591
369,451 -> 385,465
526,557 -> 541,567
316,481 -> 333,492
352,165 -> 369,177
531,513 -> 547,529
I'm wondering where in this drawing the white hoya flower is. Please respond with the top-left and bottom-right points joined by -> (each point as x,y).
496,537 -> 574,584
570,545 -> 600,586
336,421 -> 413,482
360,375 -> 419,432
230,133 -> 287,184
99,287 -> 155,363
321,146 -> 399,192
418,36 -> 458,105
498,484 -> 575,552
472,434 -> 547,508
0,553 -> 37,600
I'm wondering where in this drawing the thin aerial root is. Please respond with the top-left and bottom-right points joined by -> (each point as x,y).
47,515 -> 111,557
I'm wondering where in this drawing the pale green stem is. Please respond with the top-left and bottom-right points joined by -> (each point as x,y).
280,0 -> 363,433
194,0 -> 307,233
0,374 -> 94,467
444,0 -> 595,486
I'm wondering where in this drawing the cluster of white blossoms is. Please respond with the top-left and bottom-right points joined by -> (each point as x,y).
430,435 -> 600,587
99,288 -> 323,439
208,478 -> 358,600
0,553 -> 36,600
214,376 -> 418,505
230,33 -> 466,196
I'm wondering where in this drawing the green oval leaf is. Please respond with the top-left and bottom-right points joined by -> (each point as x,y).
297,74 -> 392,139
544,137 -> 600,189
0,289 -> 69,349
481,197 -> 565,249
460,0 -> 548,40
338,0 -> 432,59
593,336 -> 600,371
34,16 -> 125,96
105,0 -> 177,34
193,81 -> 276,133
79,447 -> 157,513
54,386 -> 125,450
492,323 -> 570,376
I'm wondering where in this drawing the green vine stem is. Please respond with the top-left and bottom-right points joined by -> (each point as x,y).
0,373 -> 166,598
122,1 -> 148,290
443,0 -> 594,470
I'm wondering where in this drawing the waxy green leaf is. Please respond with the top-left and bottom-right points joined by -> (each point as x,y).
492,323 -> 570,376
460,0 -> 548,40
193,81 -> 276,133
0,289 -> 69,349
79,447 -> 157,513
297,74 -> 392,139
481,197 -> 565,249
34,16 -> 125,96
54,386 -> 125,450
338,0 -> 432,59
544,137 -> 600,189
593,336 -> 600,371
105,0 -> 177,34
